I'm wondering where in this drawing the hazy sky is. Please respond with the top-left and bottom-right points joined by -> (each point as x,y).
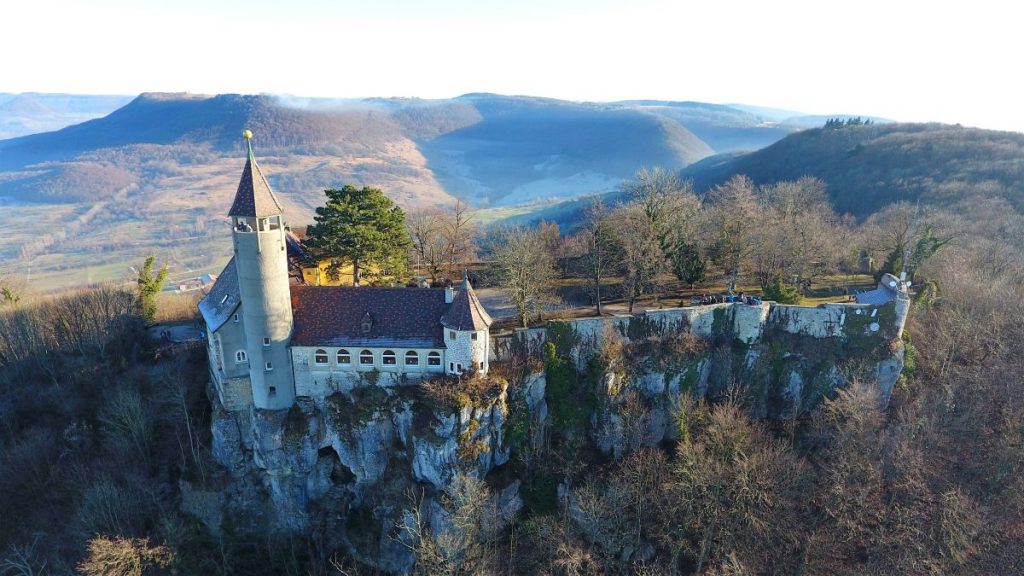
3,0 -> 1020,131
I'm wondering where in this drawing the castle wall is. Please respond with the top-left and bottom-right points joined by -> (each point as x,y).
291,346 -> 445,397
494,298 -> 908,367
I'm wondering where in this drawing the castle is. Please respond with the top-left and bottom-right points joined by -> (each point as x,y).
199,134 -> 492,411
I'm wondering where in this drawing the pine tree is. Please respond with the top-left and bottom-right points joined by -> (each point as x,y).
671,241 -> 706,289
304,185 -> 412,285
763,273 -> 801,304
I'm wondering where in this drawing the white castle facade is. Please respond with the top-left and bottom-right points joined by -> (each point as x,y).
199,137 -> 492,411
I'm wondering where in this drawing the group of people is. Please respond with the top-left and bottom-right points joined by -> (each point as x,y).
691,292 -> 763,306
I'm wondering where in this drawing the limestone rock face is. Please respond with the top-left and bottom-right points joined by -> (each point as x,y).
208,379 -> 519,572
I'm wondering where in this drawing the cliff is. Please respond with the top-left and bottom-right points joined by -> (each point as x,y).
204,295 -> 908,573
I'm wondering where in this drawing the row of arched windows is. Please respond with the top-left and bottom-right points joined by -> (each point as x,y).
313,348 -> 441,368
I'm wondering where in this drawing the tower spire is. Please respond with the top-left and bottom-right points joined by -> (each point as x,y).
228,129 -> 284,218
243,128 -> 254,159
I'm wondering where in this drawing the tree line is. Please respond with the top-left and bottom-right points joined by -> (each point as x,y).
298,169 -> 951,329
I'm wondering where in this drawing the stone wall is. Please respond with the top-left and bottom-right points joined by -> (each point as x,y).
444,329 -> 489,375
495,297 -> 909,370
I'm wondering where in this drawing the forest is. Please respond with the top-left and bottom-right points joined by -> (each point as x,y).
0,162 -> 1022,574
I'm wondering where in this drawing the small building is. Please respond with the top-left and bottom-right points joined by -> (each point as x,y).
199,132 -> 492,412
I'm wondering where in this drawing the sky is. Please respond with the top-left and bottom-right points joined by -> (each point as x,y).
2,0 -> 1021,131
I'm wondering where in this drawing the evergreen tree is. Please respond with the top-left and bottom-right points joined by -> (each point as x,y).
304,185 -> 412,285
763,273 -> 801,304
671,241 -> 706,289
136,256 -> 167,324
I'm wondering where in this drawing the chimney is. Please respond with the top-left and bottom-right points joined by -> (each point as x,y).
445,286 -> 454,304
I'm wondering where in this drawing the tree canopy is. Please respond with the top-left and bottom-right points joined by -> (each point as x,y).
304,185 -> 412,286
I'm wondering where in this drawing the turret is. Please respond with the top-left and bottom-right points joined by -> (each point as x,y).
441,276 -> 493,376
230,130 -> 295,409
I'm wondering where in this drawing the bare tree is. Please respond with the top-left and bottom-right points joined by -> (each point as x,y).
488,226 -> 558,327
579,200 -> 623,315
750,177 -> 841,289
408,199 -> 479,284
615,204 -> 665,313
407,207 -> 449,283
703,175 -> 759,291
445,199 -> 478,277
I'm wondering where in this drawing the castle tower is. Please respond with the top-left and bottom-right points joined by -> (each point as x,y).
229,130 -> 295,409
441,276 -> 493,376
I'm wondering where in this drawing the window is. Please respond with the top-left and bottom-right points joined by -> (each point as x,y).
265,362 -> 273,371
263,337 -> 271,347
314,349 -> 328,365
405,351 -> 419,366
471,332 -> 478,340
359,350 -> 374,365
450,331 -> 456,340
337,349 -> 351,364
457,363 -> 463,372
233,313 -> 239,323
382,350 -> 397,365
235,350 -> 247,363
428,352 -> 441,366
479,362 -> 484,370
268,386 -> 277,396
450,362 -> 454,371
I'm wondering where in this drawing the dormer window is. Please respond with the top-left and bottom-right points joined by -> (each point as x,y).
361,312 -> 373,334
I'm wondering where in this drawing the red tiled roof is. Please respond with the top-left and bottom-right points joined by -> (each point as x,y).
291,286 -> 450,348
228,152 -> 284,218
441,278 -> 493,331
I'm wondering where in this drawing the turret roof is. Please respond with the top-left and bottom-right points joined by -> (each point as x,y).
198,257 -> 240,331
441,277 -> 493,331
228,138 -> 284,218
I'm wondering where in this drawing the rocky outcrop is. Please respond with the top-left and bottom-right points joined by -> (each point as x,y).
208,378 -> 516,572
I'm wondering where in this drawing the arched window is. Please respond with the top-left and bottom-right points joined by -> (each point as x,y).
337,349 -> 351,364
314,349 -> 328,365
405,351 -> 419,366
382,350 -> 397,365
235,350 -> 248,363
428,352 -> 441,366
359,349 -> 374,365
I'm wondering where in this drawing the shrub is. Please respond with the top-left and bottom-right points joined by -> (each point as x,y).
763,273 -> 801,304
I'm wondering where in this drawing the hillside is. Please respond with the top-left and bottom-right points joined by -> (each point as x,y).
0,92 -> 783,290
421,94 -> 713,206
681,122 -> 1024,217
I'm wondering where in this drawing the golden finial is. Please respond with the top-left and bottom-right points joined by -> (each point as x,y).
242,129 -> 253,141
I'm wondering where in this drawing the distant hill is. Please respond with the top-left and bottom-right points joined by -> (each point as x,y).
0,92 -> 784,208
2,92 -> 817,290
0,92 -> 132,139
419,94 -> 713,206
681,123 -> 1024,217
